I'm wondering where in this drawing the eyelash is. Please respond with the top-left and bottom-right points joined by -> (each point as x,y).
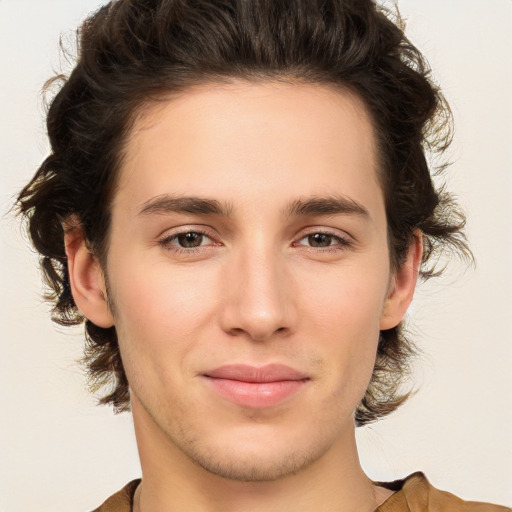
158,228 -> 217,255
294,231 -> 352,253
158,228 -> 352,255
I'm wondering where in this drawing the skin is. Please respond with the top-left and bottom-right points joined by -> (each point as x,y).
66,81 -> 421,512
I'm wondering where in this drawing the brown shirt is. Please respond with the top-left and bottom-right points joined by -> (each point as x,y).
92,472 -> 510,511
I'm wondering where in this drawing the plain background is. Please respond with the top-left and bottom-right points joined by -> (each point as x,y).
0,0 -> 511,510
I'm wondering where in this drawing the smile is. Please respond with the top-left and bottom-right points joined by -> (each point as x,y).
202,364 -> 310,408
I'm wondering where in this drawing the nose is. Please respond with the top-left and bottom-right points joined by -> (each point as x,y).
219,246 -> 296,342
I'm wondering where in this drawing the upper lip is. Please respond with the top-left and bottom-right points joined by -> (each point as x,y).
204,364 -> 308,383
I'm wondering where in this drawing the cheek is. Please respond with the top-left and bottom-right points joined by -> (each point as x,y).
299,260 -> 389,334
105,256 -> 215,384
111,254 -> 216,330
298,262 -> 388,386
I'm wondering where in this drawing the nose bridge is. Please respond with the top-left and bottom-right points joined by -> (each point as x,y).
221,237 -> 294,341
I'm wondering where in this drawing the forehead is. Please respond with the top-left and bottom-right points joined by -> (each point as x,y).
114,81 -> 381,218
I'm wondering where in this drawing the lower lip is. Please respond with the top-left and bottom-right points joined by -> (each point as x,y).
204,377 -> 308,408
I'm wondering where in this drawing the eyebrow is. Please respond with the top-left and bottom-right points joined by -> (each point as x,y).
138,193 -> 369,219
139,195 -> 233,217
284,195 -> 369,219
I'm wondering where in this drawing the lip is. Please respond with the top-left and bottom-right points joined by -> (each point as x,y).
202,364 -> 309,408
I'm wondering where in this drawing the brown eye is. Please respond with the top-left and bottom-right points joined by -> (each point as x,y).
295,231 -> 351,252
176,232 -> 205,248
159,229 -> 216,253
307,233 -> 334,247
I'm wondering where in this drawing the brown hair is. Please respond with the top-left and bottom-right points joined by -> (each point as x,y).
17,0 -> 469,426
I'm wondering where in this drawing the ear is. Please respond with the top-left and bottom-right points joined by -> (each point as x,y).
64,222 -> 114,328
380,231 -> 423,330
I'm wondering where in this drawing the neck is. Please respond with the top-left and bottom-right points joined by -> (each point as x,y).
131,398 -> 392,512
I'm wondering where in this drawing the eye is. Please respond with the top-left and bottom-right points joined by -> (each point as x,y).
304,233 -> 336,248
160,230 -> 214,250
174,232 -> 209,248
295,231 -> 351,251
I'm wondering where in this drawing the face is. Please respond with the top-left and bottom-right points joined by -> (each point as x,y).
72,81 -> 416,482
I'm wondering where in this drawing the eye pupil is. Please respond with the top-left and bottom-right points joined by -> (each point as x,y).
177,232 -> 203,248
308,233 -> 332,247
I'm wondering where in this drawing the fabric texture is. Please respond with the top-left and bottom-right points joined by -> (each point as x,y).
92,472 -> 510,511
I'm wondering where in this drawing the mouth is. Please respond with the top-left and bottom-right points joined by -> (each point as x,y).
202,364 -> 310,408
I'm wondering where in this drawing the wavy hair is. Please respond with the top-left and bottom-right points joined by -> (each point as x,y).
17,0 -> 469,425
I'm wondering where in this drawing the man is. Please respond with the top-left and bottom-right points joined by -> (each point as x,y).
15,0 -> 510,511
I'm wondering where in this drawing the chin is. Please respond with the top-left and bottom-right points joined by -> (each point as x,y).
166,418 -> 337,483
188,442 -> 322,482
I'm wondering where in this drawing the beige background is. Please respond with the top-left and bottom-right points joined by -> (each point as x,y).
1,0 -> 511,510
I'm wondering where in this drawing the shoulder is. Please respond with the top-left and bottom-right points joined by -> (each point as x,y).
377,472 -> 511,512
90,479 -> 140,512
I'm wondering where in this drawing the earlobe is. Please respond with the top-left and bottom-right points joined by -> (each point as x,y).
380,231 -> 423,330
64,222 -> 114,328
